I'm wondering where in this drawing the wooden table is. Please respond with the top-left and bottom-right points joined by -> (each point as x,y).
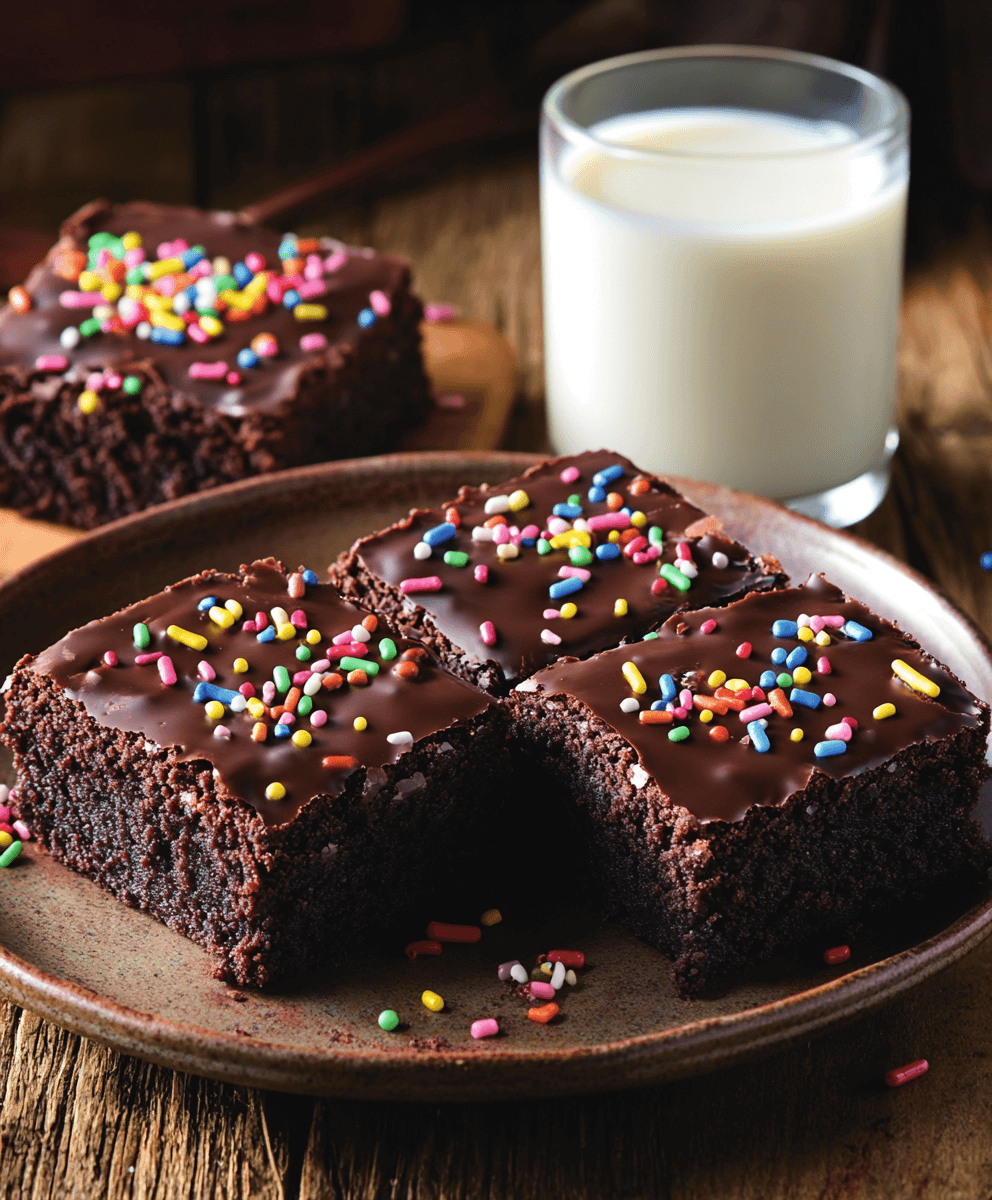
4,154 -> 992,1198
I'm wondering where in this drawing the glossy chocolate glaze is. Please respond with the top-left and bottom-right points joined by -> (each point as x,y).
349,450 -> 783,687
525,576 -> 986,824
30,561 -> 493,827
0,200 -> 410,414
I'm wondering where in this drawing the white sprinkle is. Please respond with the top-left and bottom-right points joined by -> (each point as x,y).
629,763 -> 649,788
572,517 -> 589,532
0,674 -> 12,694
85,670 -> 101,684
413,541 -> 432,560
496,543 -> 519,561
304,674 -> 323,696
484,494 -> 511,515
472,526 -> 493,542
510,964 -> 529,985
620,697 -> 640,713
135,321 -> 151,339
540,628 -> 561,645
565,969 -> 577,986
386,731 -> 414,746
270,606 -> 289,627
351,624 -> 371,643
550,961 -> 566,990
711,550 -> 729,570
676,559 -> 698,578
59,326 -> 81,349
515,679 -> 538,692
172,291 -> 191,314
213,725 -> 232,740
229,695 -> 247,713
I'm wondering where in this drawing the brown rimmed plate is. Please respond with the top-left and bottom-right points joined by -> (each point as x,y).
0,451 -> 989,1101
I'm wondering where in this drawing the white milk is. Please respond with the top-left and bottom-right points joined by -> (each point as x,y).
541,108 -> 907,499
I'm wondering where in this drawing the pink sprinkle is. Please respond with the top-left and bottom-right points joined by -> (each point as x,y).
262,682 -> 276,704
245,252 -> 266,272
156,240 -> 175,259
399,576 -> 442,594
369,289 -> 392,316
86,372 -> 105,391
12,820 -> 31,841
292,670 -> 312,686
471,1018 -> 499,1039
95,248 -> 112,269
632,551 -> 653,565
700,619 -> 718,635
817,657 -> 832,674
226,371 -> 241,385
751,686 -> 766,701
242,620 -> 256,633
300,332 -> 328,352
558,566 -> 590,582
189,361 -> 228,380
102,650 -> 118,667
821,615 -> 846,628
521,524 -> 540,540
676,541 -> 694,563
739,702 -> 774,723
642,544 -> 661,561
197,661 -> 216,681
825,722 -> 852,741
124,248 -> 145,268
492,525 -> 510,546
326,643 -> 367,660
135,652 -> 162,665
267,280 -> 286,304
278,713 -> 294,726
842,716 -> 858,729
158,656 -> 177,686
333,631 -> 354,645
213,725 -> 232,741
105,373 -> 122,390
587,512 -> 630,531
310,709 -> 328,727
324,250 -> 348,273
172,239 -> 189,254
0,806 -> 9,824
290,609 -> 307,628
543,609 -> 560,620
239,682 -> 255,697
672,706 -> 688,719
480,621 -> 497,647
191,259 -> 211,278
423,301 -> 458,322
736,640 -> 752,657
297,278 -> 328,299
288,573 -> 305,599
680,689 -> 693,708
311,659 -> 330,673
59,291 -> 101,308
304,255 -> 323,280
187,324 -> 210,344
255,612 -> 268,629
541,629 -> 562,645
530,981 -> 555,1000
547,517 -> 570,536
559,465 -> 581,484
35,354 -> 69,371
823,692 -> 837,707
474,564 -> 488,584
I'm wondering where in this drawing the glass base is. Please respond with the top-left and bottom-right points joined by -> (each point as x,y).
782,428 -> 899,528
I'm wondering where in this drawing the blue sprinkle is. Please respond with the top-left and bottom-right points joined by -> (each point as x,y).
842,620 -> 873,642
588,486 -> 606,503
592,463 -> 624,487
302,569 -> 318,585
549,577 -> 583,600
282,289 -> 300,308
423,522 -> 457,547
814,739 -> 847,758
790,688 -> 821,710
621,507 -> 633,518
982,551 -> 992,571
659,674 -> 677,702
553,503 -> 583,519
759,670 -> 777,689
150,327 -> 184,346
595,542 -> 621,561
256,625 -> 276,643
180,247 -> 204,269
785,646 -> 808,670
197,595 -> 218,612
772,619 -> 799,638
747,721 -> 771,753
358,308 -> 376,328
650,700 -> 666,710
771,647 -> 787,665
183,284 -> 198,303
192,681 -> 241,705
520,537 -> 536,548
278,237 -> 297,260
232,261 -> 252,288
237,348 -> 259,369
274,723 -> 291,738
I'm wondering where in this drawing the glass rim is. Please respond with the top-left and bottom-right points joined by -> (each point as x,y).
542,44 -> 910,163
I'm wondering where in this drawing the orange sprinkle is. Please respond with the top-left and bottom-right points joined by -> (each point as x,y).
629,478 -> 651,496
400,647 -> 428,662
322,672 -> 344,691
322,754 -> 359,771
296,238 -> 320,254
52,249 -> 87,281
269,705 -> 286,719
527,1002 -> 559,1025
445,506 -> 461,527
282,256 -> 305,275
639,709 -> 673,724
362,614 -> 378,632
708,725 -> 730,743
618,527 -> 641,546
607,492 -> 624,511
693,695 -> 730,715
8,285 -> 31,313
347,669 -> 368,686
394,661 -> 419,679
713,688 -> 746,712
768,688 -> 793,718
484,514 -> 508,528
251,722 -> 267,743
283,687 -> 301,713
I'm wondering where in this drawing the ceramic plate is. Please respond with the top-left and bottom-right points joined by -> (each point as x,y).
0,451 -> 989,1100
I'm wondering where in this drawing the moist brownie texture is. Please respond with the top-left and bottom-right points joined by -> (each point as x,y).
331,449 -> 785,694
512,576 -> 991,996
1,560 -> 505,986
0,200 -> 431,529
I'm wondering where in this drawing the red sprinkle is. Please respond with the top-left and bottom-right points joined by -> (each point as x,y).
102,651 -> 118,667
885,1059 -> 929,1088
426,921 -> 481,943
651,578 -> 669,596
823,944 -> 851,965
700,619 -> 717,635
547,949 -> 585,968
708,725 -> 730,743
842,716 -> 859,729
405,939 -> 443,959
736,641 -> 752,658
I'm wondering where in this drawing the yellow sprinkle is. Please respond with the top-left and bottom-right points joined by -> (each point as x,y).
699,709 -> 714,724
549,530 -> 591,550
630,511 -> 647,528
233,657 -> 249,674
540,962 -> 553,976
78,270 -> 102,292
891,658 -> 940,698
221,289 -> 255,310
294,303 -> 328,321
622,660 -> 646,693
147,256 -> 184,280
792,666 -> 812,685
614,598 -> 628,617
480,908 -> 502,927
276,622 -> 296,641
421,990 -> 444,1012
225,598 -> 243,620
78,390 -> 100,415
212,256 -> 231,276
167,624 -> 208,651
101,282 -> 123,302
790,728 -> 804,743
725,678 -> 750,693
198,314 -> 224,337
507,489 -> 530,512
142,292 -> 173,311
209,606 -> 234,629
797,626 -> 815,643
265,782 -> 286,802
121,231 -> 142,250
150,311 -> 185,332
0,832 -> 12,849
247,698 -> 266,718
873,702 -> 897,720
815,631 -> 832,647
291,730 -> 312,748
707,670 -> 727,688
608,530 -> 620,543
204,700 -> 225,720
305,629 -> 321,645
496,543 -> 519,561
560,602 -> 577,620
353,716 -> 367,731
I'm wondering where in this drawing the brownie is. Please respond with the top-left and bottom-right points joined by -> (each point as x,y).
331,449 -> 786,694
0,559 -> 506,987
511,575 -> 992,996
0,200 -> 431,529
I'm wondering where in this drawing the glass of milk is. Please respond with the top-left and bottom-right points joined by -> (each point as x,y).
541,46 -> 909,526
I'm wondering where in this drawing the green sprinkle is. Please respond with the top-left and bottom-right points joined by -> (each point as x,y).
133,622 -> 150,649
567,493 -> 581,506
378,638 -> 397,661
297,695 -> 313,717
273,665 -> 291,693
643,632 -> 659,641
776,672 -> 793,689
194,302 -> 218,315
341,656 -> 378,676
125,268 -> 145,286
668,726 -> 690,743
659,563 -> 692,593
0,840 -> 22,868
122,375 -> 141,395
537,538 -> 551,556
443,550 -> 470,568
295,645 -> 311,661
568,546 -> 593,567
88,231 -> 116,250
79,318 -> 101,337
212,274 -> 237,291
378,1009 -> 400,1032
648,526 -> 664,546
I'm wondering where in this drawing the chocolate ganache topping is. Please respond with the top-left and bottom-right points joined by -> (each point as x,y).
0,200 -> 410,416
525,575 -> 985,824
30,560 -> 493,826
349,449 -> 782,687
